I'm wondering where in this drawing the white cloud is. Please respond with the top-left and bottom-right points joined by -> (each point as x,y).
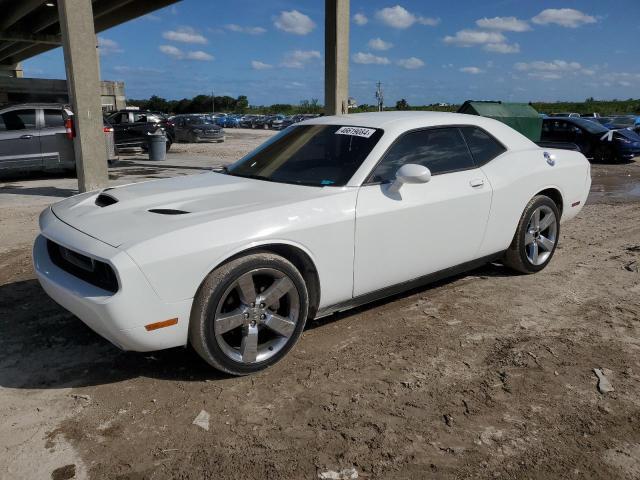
417,16 -> 440,27
515,60 -> 583,72
113,65 -> 163,74
353,13 -> 368,25
281,50 -> 321,68
368,38 -> 393,51
353,52 -> 390,65
375,5 -> 440,29
484,42 -> 520,54
397,57 -> 425,69
443,29 -> 506,46
460,66 -> 483,74
159,45 -> 183,58
514,59 -> 596,81
475,16 -> 531,32
98,37 -> 122,55
225,24 -> 266,35
532,8 -> 597,28
159,45 -> 213,61
274,10 -> 316,35
186,50 -> 213,61
162,26 -> 207,44
251,60 -> 273,70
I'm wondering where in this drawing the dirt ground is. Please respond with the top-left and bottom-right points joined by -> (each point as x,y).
1,130 -> 640,479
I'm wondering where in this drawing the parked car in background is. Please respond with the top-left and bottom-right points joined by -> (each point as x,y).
217,114 -> 241,128
173,114 -> 225,143
541,117 -> 640,162
271,115 -> 301,130
0,103 -> 116,177
548,113 -> 581,118
106,109 -> 174,152
240,115 -> 271,129
34,112 -> 590,375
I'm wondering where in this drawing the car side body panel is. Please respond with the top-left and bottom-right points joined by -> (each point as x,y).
477,148 -> 590,257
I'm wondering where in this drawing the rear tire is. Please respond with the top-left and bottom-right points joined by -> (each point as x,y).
189,252 -> 309,375
503,195 -> 560,274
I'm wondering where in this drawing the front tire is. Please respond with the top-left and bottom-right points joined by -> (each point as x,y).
503,195 -> 560,274
189,252 -> 309,375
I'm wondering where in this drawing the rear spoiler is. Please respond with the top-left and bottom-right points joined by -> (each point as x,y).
535,141 -> 581,152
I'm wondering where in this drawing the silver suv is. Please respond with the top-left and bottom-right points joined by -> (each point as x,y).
0,103 -> 117,176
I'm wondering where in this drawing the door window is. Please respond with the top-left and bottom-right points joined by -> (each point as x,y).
369,127 -> 475,183
0,109 -> 37,130
460,126 -> 506,166
43,109 -> 65,128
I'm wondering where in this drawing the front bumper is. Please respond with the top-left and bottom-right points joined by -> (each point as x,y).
33,209 -> 192,352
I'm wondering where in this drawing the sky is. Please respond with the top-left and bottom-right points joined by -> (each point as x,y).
23,0 -> 640,107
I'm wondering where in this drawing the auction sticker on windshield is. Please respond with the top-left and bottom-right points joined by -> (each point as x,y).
335,126 -> 377,138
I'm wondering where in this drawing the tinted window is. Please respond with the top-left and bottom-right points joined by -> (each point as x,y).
370,128 -> 474,183
228,125 -> 384,187
44,109 -> 65,128
460,126 -> 506,166
0,109 -> 36,130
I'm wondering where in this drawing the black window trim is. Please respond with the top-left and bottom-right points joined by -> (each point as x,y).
363,124 -> 508,186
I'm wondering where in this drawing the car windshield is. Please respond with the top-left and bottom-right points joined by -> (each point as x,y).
226,124 -> 384,187
574,118 -> 608,134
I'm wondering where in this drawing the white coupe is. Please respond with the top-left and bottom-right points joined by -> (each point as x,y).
34,112 -> 591,375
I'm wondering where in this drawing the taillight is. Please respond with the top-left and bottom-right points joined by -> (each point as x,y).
103,126 -> 114,133
64,118 -> 75,139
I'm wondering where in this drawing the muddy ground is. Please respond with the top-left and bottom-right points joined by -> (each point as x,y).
1,132 -> 639,479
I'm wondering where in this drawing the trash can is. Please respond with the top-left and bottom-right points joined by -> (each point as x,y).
147,130 -> 167,161
458,100 -> 542,142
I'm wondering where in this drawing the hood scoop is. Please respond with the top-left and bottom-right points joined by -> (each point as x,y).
95,192 -> 118,207
148,208 -> 190,215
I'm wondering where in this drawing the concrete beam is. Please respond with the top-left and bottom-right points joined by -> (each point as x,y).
324,0 -> 350,116
58,0 -> 107,192
0,31 -> 61,45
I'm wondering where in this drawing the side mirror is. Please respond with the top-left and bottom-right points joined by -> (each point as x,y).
388,164 -> 431,193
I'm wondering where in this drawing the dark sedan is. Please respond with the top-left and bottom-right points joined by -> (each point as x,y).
541,117 -> 640,162
173,115 -> 225,143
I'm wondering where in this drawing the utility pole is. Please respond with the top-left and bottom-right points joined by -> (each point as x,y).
375,81 -> 384,112
211,89 -> 215,114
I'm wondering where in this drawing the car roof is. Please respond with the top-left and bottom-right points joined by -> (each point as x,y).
298,111 -> 536,150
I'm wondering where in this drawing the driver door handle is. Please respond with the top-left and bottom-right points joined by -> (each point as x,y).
19,134 -> 33,139
469,178 -> 484,188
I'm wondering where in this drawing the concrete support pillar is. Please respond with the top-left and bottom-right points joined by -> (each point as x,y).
324,0 -> 350,116
0,63 -> 23,78
58,0 -> 107,192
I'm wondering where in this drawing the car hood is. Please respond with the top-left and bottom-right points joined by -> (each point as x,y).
51,172 -> 336,248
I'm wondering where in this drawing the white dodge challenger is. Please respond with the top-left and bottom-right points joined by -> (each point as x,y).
34,112 -> 591,375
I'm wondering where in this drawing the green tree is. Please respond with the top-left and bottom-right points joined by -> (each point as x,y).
396,99 -> 410,110
236,95 -> 249,113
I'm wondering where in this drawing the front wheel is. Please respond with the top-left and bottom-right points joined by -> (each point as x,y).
503,195 -> 560,274
189,252 -> 309,375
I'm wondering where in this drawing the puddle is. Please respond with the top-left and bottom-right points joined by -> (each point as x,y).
589,168 -> 640,203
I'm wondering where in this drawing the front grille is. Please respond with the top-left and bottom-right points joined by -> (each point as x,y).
47,240 -> 119,294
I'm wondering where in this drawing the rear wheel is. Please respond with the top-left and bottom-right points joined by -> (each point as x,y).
503,195 -> 560,274
189,253 -> 309,375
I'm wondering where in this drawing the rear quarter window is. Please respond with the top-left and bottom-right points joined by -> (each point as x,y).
460,126 -> 506,166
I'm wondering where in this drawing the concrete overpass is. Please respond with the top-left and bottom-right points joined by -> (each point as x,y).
0,0 -> 350,192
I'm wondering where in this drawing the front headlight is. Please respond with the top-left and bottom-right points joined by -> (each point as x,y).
193,128 -> 202,133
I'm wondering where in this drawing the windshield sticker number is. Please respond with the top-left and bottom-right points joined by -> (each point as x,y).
335,126 -> 377,138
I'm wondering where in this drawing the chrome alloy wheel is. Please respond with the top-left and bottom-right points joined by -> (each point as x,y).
524,205 -> 557,266
213,268 -> 300,364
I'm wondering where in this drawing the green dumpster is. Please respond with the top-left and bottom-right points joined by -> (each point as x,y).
457,100 -> 542,142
